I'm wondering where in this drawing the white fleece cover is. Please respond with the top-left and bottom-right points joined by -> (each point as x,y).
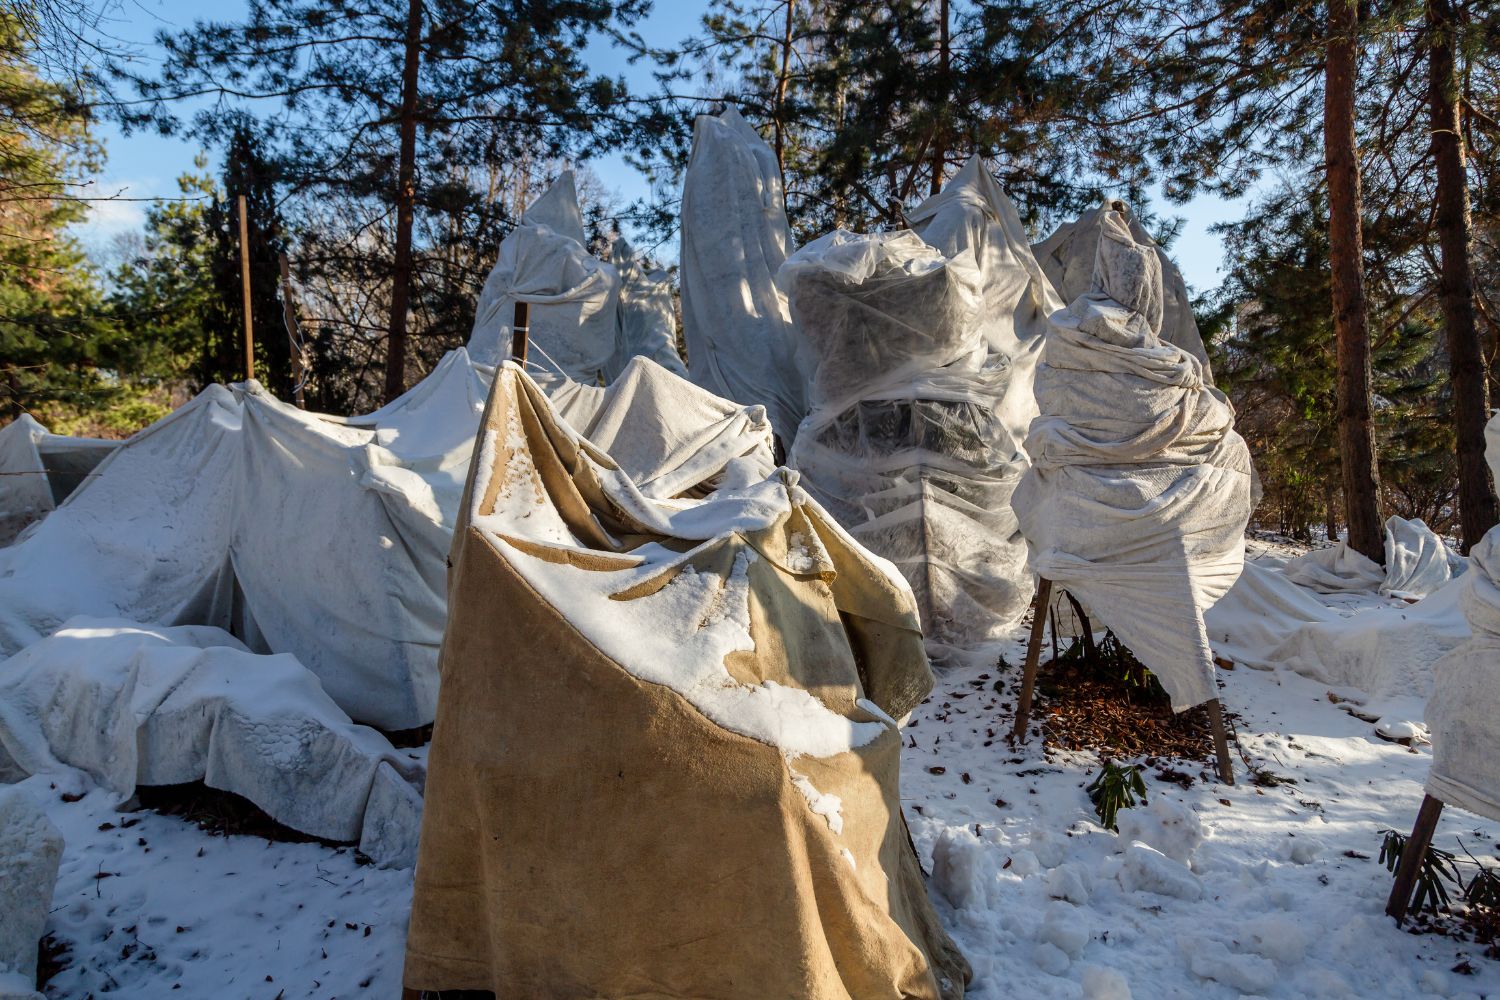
1425,415 -> 1500,820
1206,559 -> 1470,704
908,154 -> 1064,446
0,414 -> 115,546
781,227 -> 1035,647
0,619 -> 422,864
466,171 -> 621,382
0,349 -> 770,730
680,108 -> 810,443
1014,210 -> 1253,710
1282,515 -> 1463,601
608,237 -> 687,380
1034,200 -> 1213,381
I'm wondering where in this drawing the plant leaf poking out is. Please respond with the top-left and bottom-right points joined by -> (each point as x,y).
1088,761 -> 1147,832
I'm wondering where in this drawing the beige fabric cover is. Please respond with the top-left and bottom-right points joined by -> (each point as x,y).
403,364 -> 967,999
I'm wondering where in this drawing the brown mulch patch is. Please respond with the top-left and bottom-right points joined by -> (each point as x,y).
37,933 -> 69,992
1032,645 -> 1225,767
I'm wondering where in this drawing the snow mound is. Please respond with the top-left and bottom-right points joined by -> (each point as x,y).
1115,795 -> 1204,865
0,620 -> 423,866
0,786 -> 62,991
1118,842 -> 1202,901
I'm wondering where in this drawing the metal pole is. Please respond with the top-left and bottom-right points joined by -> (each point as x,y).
238,194 -> 254,382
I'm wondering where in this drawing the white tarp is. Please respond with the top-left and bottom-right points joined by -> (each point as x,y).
1014,210 -> 1253,710
680,107 -> 809,443
0,352 -> 774,730
1426,416 -> 1500,820
0,619 -> 422,865
781,228 -> 1036,646
467,171 -> 621,382
1281,516 -> 1463,601
1034,200 -> 1213,380
0,414 -> 116,546
609,237 -> 687,380
1206,561 -> 1469,704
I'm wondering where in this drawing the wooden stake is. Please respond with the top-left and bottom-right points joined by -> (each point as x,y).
238,194 -> 254,381
278,253 -> 305,409
510,300 -> 531,365
1387,794 -> 1445,924
1011,577 -> 1052,742
1206,698 -> 1235,785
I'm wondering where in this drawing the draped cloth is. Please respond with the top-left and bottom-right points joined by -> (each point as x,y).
1014,211 -> 1253,710
402,364 -> 969,999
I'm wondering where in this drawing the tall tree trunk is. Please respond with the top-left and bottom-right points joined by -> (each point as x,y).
929,0 -> 950,196
384,0 -> 423,404
772,0 -> 795,183
1325,0 -> 1383,563
1429,0 -> 1497,552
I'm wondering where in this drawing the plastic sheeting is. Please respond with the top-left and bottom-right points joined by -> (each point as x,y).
908,155 -> 1063,442
0,619 -> 422,865
1034,200 -> 1213,381
782,229 -> 1037,647
467,172 -> 621,382
0,414 -> 116,546
1426,416 -> 1500,820
608,237 -> 686,380
0,351 -> 774,730
680,108 -> 809,443
1014,210 -> 1253,710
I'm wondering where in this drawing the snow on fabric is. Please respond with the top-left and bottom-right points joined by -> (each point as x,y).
1014,210 -> 1253,711
1033,200 -> 1214,381
0,414 -> 116,546
1206,560 -> 1469,705
1425,414 -> 1500,821
0,346 -> 769,730
1282,515 -> 1462,600
680,107 -> 810,443
404,362 -> 967,998
608,237 -> 687,379
0,784 -> 62,995
0,619 -> 422,865
781,227 -> 1036,647
466,171 -> 620,382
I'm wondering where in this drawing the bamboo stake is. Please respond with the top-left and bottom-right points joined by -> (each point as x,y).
1386,794 -> 1445,924
1010,578 -> 1052,741
1206,698 -> 1235,785
510,300 -> 531,365
238,194 -> 254,381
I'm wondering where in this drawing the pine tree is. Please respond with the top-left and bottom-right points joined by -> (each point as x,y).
118,0 -> 650,401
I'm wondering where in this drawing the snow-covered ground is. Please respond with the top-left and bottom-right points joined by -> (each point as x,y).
20,608 -> 1498,1000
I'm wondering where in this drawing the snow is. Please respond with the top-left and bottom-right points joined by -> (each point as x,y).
19,634 -> 1500,996
899,634 -> 1500,999
0,785 -> 62,989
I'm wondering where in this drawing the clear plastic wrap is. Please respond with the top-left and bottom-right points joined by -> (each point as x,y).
784,229 -> 1035,648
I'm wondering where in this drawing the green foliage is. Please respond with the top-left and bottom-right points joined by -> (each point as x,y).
1215,180 -> 1455,537
0,8 -> 132,423
1087,762 -> 1147,833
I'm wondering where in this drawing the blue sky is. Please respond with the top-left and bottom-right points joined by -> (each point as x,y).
77,0 -> 1250,294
